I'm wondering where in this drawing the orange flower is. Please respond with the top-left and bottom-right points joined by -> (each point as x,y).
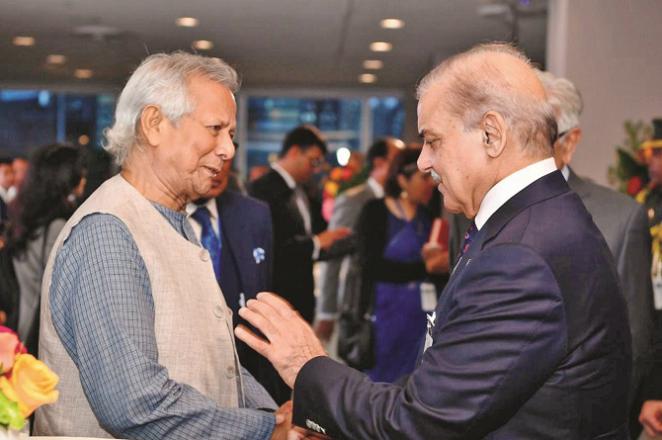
0,354 -> 58,417
0,327 -> 26,374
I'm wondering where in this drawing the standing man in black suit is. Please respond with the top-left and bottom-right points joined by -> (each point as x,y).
236,43 -> 631,439
187,147 -> 290,403
249,126 -> 350,323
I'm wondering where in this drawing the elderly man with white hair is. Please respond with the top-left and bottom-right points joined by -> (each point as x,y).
538,70 -> 655,439
236,43 -> 631,439
35,52 -> 290,439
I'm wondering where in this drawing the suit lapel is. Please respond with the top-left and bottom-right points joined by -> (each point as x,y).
217,192 -> 253,297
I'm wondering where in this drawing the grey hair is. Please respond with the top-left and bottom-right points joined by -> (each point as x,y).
104,51 -> 240,166
416,42 -> 557,157
535,70 -> 583,133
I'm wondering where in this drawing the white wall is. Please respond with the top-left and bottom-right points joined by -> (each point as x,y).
547,0 -> 662,186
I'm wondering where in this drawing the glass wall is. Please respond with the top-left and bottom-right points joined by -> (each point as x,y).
240,93 -> 404,175
0,89 -> 405,178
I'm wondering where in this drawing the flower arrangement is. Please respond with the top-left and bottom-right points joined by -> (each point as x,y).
0,326 -> 58,435
607,120 -> 652,197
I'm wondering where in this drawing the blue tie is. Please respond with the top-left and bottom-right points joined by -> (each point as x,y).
459,222 -> 478,259
191,206 -> 221,281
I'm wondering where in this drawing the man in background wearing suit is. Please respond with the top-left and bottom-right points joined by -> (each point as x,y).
314,137 -> 402,342
250,126 -> 350,324
187,145 -> 291,404
236,43 -> 631,439
539,70 -> 655,438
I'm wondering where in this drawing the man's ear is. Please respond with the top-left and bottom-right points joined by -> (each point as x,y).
480,111 -> 507,158
560,127 -> 582,165
139,105 -> 165,147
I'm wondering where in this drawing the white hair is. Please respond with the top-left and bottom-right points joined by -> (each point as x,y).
535,70 -> 583,133
416,42 -> 558,157
104,52 -> 240,166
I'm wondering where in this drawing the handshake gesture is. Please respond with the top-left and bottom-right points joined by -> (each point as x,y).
234,293 -> 332,439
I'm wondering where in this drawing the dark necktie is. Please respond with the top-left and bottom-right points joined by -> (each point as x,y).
459,222 -> 478,259
191,206 -> 221,281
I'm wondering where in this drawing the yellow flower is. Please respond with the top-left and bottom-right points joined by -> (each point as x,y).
0,354 -> 58,417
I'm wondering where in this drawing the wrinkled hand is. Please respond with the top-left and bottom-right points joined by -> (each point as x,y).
235,293 -> 327,388
316,227 -> 352,250
313,319 -> 335,342
271,400 -> 293,440
640,400 -> 662,437
421,243 -> 450,274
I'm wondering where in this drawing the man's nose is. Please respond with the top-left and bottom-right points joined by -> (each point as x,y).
216,135 -> 235,161
417,144 -> 431,172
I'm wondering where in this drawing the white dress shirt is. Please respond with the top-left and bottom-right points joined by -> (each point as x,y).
366,176 -> 385,199
474,157 -> 558,230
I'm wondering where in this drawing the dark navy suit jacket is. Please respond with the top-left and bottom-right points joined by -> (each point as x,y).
215,190 -> 290,403
292,171 -> 632,439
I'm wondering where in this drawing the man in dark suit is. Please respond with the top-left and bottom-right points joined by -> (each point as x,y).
249,126 -> 350,323
538,70 -> 655,438
187,151 -> 290,403
235,43 -> 631,439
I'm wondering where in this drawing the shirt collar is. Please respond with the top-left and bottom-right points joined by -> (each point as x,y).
474,157 -> 557,230
185,197 -> 219,221
366,177 -> 384,198
272,162 -> 297,189
561,164 -> 570,181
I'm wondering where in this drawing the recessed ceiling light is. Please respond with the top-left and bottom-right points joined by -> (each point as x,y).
46,54 -> 67,65
13,36 -> 35,47
370,41 -> 392,52
359,73 -> 377,84
363,60 -> 383,70
176,17 -> 199,27
381,18 -> 405,29
74,69 -> 93,79
192,40 -> 213,50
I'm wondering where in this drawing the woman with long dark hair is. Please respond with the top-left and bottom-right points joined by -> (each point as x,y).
356,147 -> 443,382
7,143 -> 86,354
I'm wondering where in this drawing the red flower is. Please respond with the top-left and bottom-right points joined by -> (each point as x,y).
627,176 -> 643,196
0,327 -> 27,375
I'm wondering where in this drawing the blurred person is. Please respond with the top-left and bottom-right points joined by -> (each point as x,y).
35,52 -> 290,439
0,157 -> 15,204
355,147 -> 439,382
8,157 -> 29,200
249,164 -> 270,183
236,43 -> 631,439
636,119 -> 662,440
539,70 -> 655,438
249,126 -> 351,323
186,143 -> 289,404
6,144 -> 86,356
314,137 -> 401,342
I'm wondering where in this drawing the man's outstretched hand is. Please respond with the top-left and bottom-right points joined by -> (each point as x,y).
235,292 -> 327,388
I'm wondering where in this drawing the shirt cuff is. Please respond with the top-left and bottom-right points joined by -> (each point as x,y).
312,236 -> 321,260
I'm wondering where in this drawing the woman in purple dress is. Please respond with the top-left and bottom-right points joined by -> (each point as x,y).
356,147 -> 440,383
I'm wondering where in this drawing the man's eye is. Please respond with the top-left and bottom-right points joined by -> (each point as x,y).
207,125 -> 222,134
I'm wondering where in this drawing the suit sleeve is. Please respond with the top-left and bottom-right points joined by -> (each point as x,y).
358,201 -> 426,284
293,244 -> 566,440
617,206 -> 654,379
317,195 -> 359,318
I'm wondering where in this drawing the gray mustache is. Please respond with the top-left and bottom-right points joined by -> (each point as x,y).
430,170 -> 441,183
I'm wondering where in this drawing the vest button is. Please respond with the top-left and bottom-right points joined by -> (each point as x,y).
200,249 -> 210,261
225,365 -> 235,378
213,304 -> 224,318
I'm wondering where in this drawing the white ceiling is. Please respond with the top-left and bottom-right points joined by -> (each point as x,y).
0,0 -> 548,91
